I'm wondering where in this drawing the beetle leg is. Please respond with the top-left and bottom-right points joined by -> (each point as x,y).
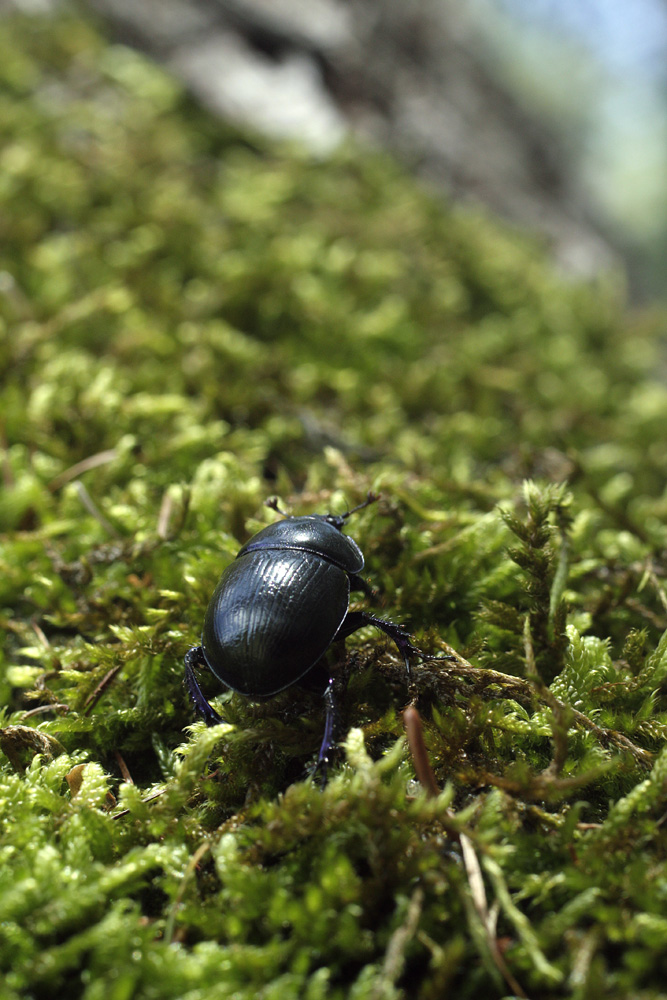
334,611 -> 454,682
184,646 -> 223,726
315,677 -> 338,786
348,573 -> 380,601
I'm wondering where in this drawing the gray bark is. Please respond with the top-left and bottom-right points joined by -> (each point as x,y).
6,0 -> 620,278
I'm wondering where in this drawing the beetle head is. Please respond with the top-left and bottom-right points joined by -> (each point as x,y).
324,513 -> 347,532
265,491 -> 379,531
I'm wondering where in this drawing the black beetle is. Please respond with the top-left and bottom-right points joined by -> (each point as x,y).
185,493 -> 447,778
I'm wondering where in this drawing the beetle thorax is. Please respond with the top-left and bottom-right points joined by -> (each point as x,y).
237,516 -> 364,574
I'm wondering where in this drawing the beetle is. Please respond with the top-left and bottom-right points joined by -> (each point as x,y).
185,493 -> 448,778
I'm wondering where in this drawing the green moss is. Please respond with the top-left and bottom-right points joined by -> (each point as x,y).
2,7 -> 667,999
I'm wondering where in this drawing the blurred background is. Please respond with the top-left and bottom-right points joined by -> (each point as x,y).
3,0 -> 667,302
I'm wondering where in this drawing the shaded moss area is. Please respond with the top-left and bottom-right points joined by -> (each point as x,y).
2,9 -> 667,999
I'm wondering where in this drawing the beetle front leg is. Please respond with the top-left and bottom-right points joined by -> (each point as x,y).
348,573 -> 380,602
334,611 -> 453,682
184,646 -> 223,725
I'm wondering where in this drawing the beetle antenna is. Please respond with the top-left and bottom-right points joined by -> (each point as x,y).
339,491 -> 380,521
265,497 -> 290,517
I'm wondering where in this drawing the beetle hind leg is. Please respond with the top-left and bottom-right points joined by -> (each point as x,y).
184,646 -> 223,726
335,611 -> 453,682
315,676 -> 339,787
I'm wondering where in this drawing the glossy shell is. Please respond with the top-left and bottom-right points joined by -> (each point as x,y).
238,516 -> 364,573
201,517 -> 363,697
